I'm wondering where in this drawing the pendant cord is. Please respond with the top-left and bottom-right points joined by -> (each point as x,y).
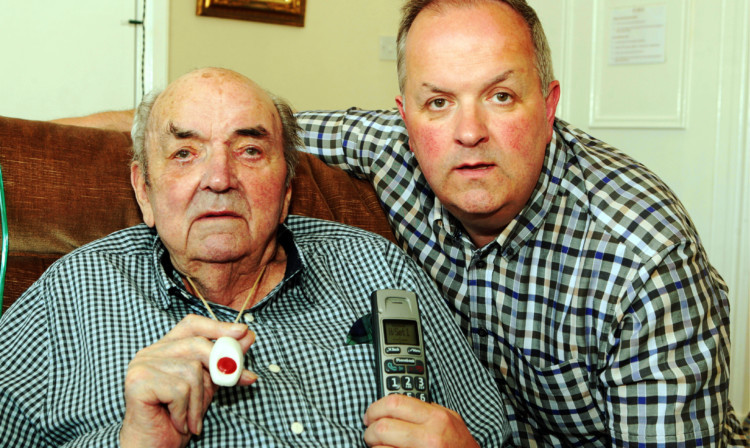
184,265 -> 267,323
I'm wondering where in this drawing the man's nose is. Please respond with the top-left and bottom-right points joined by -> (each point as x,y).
454,104 -> 489,148
201,148 -> 237,192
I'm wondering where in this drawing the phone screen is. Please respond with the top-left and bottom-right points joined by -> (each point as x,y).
383,319 -> 419,346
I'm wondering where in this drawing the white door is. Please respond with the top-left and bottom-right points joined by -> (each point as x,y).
0,0 -> 167,121
530,0 -> 750,415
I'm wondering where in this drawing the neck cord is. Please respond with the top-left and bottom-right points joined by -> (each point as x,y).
184,264 -> 267,324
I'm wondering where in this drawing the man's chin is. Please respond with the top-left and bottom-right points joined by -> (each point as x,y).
443,192 -> 506,218
444,196 -> 517,230
191,237 -> 247,263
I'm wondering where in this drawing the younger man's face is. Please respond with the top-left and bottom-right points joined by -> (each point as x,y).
396,1 -> 559,245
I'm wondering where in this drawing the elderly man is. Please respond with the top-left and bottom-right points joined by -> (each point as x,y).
296,1 -> 749,446
0,68 -> 508,447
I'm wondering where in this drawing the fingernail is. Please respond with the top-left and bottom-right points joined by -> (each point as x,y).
231,323 -> 249,335
196,419 -> 203,435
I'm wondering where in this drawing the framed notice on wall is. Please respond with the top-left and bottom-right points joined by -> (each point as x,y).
197,0 -> 306,27
590,0 -> 689,129
609,5 -> 667,65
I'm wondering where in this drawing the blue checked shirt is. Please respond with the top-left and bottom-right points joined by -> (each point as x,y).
297,109 -> 748,446
0,216 -> 508,447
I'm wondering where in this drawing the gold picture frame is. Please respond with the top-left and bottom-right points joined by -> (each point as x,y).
197,0 -> 306,27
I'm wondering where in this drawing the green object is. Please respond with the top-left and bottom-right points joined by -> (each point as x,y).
0,164 -> 7,318
346,313 -> 373,345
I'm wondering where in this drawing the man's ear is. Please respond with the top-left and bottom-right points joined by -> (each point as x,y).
131,162 -> 155,227
279,184 -> 292,224
545,81 -> 561,130
395,95 -> 406,122
395,95 -> 414,153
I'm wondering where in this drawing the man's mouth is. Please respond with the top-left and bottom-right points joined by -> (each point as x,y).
198,211 -> 241,219
456,163 -> 494,171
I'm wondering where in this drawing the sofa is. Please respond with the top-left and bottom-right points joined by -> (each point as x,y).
0,115 -> 395,315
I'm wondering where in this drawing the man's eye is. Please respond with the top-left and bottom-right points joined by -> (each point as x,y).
493,92 -> 512,103
175,149 -> 191,159
429,98 -> 447,109
244,147 -> 260,156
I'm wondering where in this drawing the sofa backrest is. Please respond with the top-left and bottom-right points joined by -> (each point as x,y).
0,116 -> 394,315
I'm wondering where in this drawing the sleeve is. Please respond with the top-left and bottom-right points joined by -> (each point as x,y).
604,239 -> 732,446
295,108 -> 407,179
382,243 -> 510,447
0,285 -> 54,446
0,275 -> 122,447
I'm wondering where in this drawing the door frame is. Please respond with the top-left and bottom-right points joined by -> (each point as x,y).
137,0 -> 169,104
711,0 -> 750,415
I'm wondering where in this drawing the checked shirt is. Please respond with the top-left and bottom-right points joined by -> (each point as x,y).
0,216 -> 508,446
297,109 -> 745,446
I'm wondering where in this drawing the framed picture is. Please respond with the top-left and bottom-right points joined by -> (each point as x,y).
197,0 -> 306,27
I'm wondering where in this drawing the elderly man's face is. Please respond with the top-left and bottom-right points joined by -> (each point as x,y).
396,1 -> 560,246
132,70 -> 291,270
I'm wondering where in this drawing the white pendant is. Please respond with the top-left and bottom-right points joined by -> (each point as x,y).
209,336 -> 244,387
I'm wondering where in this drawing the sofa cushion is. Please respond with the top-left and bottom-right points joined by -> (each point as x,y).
0,116 -> 394,313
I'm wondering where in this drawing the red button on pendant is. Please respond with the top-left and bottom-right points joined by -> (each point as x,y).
217,357 -> 238,374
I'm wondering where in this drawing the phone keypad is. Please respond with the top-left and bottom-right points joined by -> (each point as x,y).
383,357 -> 428,402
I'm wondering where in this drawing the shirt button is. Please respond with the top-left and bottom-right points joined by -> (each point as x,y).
243,313 -> 255,324
475,260 -> 487,269
291,421 -> 305,434
268,364 -> 281,373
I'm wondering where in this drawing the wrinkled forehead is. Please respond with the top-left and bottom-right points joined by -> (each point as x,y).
147,70 -> 281,143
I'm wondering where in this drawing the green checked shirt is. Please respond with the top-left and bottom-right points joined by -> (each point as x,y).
297,109 -> 748,446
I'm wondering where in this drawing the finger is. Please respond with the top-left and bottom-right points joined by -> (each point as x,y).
182,359 -> 212,436
140,323 -> 255,369
363,394 -> 433,426
235,327 -> 256,353
364,416 -> 421,448
138,336 -> 257,390
130,348 -> 220,429
191,368 -> 219,435
125,359 -> 206,436
163,314 -> 250,342
235,329 -> 257,385
364,396 -> 478,448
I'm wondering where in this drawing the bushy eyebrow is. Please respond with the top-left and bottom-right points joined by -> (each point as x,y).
167,122 -> 198,139
164,122 -> 270,140
235,126 -> 269,139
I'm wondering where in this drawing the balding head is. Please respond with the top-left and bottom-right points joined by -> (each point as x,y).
132,68 -> 300,187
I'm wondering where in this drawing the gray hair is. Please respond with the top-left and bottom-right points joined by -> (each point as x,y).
131,89 -> 301,187
396,0 -> 555,96
131,89 -> 160,180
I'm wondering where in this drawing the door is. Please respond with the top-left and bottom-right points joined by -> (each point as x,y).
0,0 -> 167,120
530,0 -> 750,415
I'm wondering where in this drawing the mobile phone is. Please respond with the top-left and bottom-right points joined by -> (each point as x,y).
371,289 -> 429,402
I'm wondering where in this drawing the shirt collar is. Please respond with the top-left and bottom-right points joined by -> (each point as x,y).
150,222 -> 307,314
